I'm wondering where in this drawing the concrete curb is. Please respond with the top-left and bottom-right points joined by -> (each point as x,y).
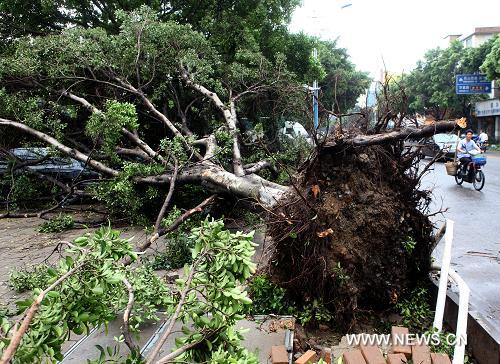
431,279 -> 500,364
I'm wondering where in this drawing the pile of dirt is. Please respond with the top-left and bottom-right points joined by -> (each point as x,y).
266,144 -> 433,330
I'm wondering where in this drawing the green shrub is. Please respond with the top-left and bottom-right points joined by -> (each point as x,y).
247,275 -> 289,315
395,286 -> 433,331
149,236 -> 193,270
424,328 -> 471,363
401,236 -> 417,253
147,207 -> 205,270
9,264 -> 51,292
1,174 -> 52,210
297,299 -> 333,327
38,214 -> 74,233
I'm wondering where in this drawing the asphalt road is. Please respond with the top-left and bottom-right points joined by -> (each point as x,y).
422,151 -> 500,333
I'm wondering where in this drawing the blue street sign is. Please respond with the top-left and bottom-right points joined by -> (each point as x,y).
456,74 -> 492,94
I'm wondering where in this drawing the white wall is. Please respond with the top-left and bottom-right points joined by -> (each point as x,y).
472,33 -> 496,47
496,116 -> 500,140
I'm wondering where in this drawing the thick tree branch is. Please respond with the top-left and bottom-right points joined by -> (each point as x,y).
0,118 -> 119,177
153,158 -> 179,234
61,90 -> 101,114
121,128 -> 165,163
61,90 -> 164,164
228,99 -> 244,176
326,120 -> 458,149
244,161 -> 277,175
111,76 -> 202,160
193,135 -> 218,161
180,70 -> 244,176
116,147 -> 151,161
135,163 -> 288,208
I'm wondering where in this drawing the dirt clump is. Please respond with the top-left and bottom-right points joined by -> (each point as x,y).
267,144 -> 433,330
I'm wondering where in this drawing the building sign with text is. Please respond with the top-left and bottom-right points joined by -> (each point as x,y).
475,99 -> 500,117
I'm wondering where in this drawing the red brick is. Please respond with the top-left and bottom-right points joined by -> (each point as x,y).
295,350 -> 318,364
320,348 -> 332,364
360,345 -> 385,364
412,344 -> 430,353
387,353 -> 408,364
343,349 -> 367,364
271,345 -> 288,364
412,351 -> 431,364
412,344 -> 431,364
391,326 -> 411,358
430,353 -> 452,364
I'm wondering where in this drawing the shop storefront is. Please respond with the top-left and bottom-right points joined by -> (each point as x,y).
475,98 -> 500,140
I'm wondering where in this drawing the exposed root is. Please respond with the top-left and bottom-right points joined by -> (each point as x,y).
267,144 -> 435,329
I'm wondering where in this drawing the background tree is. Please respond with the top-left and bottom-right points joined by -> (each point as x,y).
403,38 -> 496,119
481,36 -> 500,80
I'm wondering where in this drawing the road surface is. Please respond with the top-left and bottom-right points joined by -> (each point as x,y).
422,151 -> 500,334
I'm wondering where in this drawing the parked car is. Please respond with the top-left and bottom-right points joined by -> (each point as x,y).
0,148 -> 99,180
279,121 -> 313,144
421,133 -> 460,161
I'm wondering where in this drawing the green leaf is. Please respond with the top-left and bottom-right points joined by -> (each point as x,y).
47,291 -> 60,298
92,286 -> 104,295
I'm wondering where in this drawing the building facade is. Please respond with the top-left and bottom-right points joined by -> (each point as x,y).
475,99 -> 500,140
460,26 -> 500,48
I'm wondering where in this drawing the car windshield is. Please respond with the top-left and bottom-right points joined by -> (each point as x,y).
433,134 -> 458,143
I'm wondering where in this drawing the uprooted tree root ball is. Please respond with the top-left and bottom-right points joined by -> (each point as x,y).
267,143 -> 434,330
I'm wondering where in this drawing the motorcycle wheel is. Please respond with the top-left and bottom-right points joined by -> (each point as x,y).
473,170 -> 485,191
455,171 -> 464,185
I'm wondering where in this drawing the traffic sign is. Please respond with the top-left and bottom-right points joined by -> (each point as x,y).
456,74 -> 492,94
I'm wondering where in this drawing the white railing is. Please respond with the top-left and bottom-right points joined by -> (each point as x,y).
432,219 -> 470,364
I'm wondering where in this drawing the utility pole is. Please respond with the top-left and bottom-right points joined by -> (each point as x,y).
312,48 -> 319,129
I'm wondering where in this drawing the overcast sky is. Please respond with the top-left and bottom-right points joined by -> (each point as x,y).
289,0 -> 500,79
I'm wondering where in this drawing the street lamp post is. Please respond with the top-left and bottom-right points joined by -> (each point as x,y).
312,48 -> 319,129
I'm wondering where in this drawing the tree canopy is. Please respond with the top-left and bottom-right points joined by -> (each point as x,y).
0,2 -> 371,225
400,37 -> 498,119
481,36 -> 500,80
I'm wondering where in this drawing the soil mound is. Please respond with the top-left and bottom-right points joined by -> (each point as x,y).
267,144 -> 433,329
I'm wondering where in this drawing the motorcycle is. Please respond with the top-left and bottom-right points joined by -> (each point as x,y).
478,141 -> 488,152
455,154 -> 486,191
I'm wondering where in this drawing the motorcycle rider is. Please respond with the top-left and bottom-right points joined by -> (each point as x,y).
457,129 -> 483,177
457,129 -> 482,178
478,129 -> 489,150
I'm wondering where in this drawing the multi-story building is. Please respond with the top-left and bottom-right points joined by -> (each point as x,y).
443,27 -> 500,48
460,26 -> 500,48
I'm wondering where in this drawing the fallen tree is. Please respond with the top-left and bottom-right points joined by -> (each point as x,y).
0,6 -> 463,335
